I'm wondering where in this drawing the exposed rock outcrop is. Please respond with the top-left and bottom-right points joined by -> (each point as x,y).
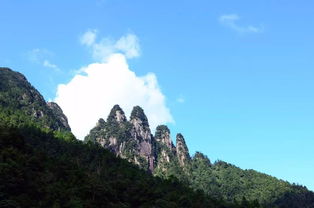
129,106 -> 155,171
85,105 -> 192,173
47,102 -> 71,131
154,125 -> 176,169
85,105 -> 156,172
107,104 -> 127,123
155,125 -> 174,150
176,133 -> 190,167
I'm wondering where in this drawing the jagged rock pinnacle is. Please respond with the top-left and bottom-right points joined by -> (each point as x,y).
107,104 -> 127,123
176,133 -> 190,166
155,125 -> 173,149
47,102 -> 71,131
130,106 -> 154,171
130,106 -> 149,127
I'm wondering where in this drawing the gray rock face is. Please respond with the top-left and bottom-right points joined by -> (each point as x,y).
155,125 -> 173,149
85,105 -> 156,172
47,102 -> 71,131
154,125 -> 176,170
107,104 -> 127,123
86,105 -> 192,173
176,133 -> 190,167
130,106 -> 155,172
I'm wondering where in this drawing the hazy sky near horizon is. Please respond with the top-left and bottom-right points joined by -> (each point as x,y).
1,0 -> 314,190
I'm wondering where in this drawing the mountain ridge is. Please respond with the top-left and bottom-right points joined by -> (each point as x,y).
86,103 -> 314,207
0,67 -> 71,131
1,67 -> 314,207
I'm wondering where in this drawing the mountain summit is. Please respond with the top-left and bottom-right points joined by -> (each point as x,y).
1,67 -> 227,208
86,104 -> 314,207
2,67 -> 314,207
0,67 -> 70,131
85,105 -> 194,173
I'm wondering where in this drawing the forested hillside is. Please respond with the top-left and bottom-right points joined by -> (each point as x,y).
86,102 -> 314,208
1,67 -> 314,208
0,68 -> 239,207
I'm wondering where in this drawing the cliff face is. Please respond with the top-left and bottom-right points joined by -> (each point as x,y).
85,105 -> 158,171
154,125 -> 176,173
155,125 -> 173,150
85,105 -> 190,173
47,102 -> 71,130
176,133 -> 190,167
0,67 -> 71,131
129,106 -> 155,171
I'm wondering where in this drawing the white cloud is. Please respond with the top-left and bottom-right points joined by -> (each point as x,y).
55,32 -> 173,140
28,48 -> 60,71
80,30 -> 140,62
43,60 -> 60,71
80,29 -> 97,46
219,14 -> 263,34
115,34 -> 140,59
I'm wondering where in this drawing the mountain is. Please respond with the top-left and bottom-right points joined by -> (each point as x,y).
2,67 -> 314,207
85,105 -> 156,172
0,67 -> 238,207
0,67 -> 70,131
86,104 -> 314,207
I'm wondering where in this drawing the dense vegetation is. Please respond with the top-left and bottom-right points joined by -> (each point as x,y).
152,138 -> 314,207
86,104 -> 314,207
0,68 -> 236,207
0,117 -> 238,207
0,67 -> 70,131
2,67 -> 314,207
187,155 -> 314,207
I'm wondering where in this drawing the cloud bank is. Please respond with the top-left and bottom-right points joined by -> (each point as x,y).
219,14 -> 263,34
55,31 -> 173,140
80,29 -> 140,61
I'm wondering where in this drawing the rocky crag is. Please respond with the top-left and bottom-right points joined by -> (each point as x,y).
85,105 -> 189,173
2,67 -> 314,207
85,104 -> 314,207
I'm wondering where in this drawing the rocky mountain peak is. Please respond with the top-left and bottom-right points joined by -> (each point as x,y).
86,105 -> 155,172
129,106 -> 154,171
176,133 -> 190,166
107,104 -> 127,123
0,68 -> 70,131
130,106 -> 149,128
129,106 -> 152,143
47,102 -> 71,131
155,125 -> 173,149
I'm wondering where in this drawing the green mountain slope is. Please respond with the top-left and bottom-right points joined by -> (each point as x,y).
0,67 -> 70,131
1,124 -> 235,207
0,67 -> 239,207
2,67 -> 314,207
86,104 -> 314,208
188,154 -> 314,207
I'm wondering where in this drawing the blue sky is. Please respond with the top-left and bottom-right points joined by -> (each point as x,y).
1,0 -> 314,190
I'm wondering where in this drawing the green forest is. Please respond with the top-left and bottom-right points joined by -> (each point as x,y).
0,113 -> 239,207
1,67 -> 314,208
